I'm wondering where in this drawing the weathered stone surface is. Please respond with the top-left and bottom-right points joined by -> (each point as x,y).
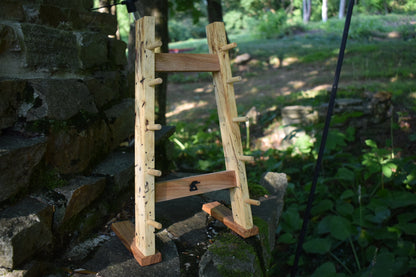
46,119 -> 110,174
260,172 -> 288,198
54,176 -> 106,225
167,211 -> 207,248
21,23 -> 80,70
0,1 -> 26,22
0,197 -> 53,269
0,135 -> 46,203
75,31 -> 108,69
0,24 -> 22,55
38,4 -> 82,29
92,150 -> 134,192
108,37 -> 127,66
84,78 -> 119,109
78,230 -> 180,277
199,233 -> 263,277
23,79 -> 98,121
0,260 -> 53,277
79,11 -> 117,35
0,79 -> 27,130
104,98 -> 134,149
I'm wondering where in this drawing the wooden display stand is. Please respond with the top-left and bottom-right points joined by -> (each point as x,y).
111,16 -> 259,267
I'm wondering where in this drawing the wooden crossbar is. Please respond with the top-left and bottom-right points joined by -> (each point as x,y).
155,53 -> 220,72
155,171 -> 237,202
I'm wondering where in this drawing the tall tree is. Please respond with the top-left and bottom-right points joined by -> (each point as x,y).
303,0 -> 312,22
207,0 -> 224,22
339,0 -> 346,18
322,0 -> 328,22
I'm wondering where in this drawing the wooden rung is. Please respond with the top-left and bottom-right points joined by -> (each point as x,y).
227,76 -> 242,84
155,53 -> 220,72
155,170 -> 237,202
147,124 -> 162,131
147,220 -> 162,229
220,42 -> 237,51
245,199 -> 261,206
148,169 -> 162,176
202,201 -> 259,238
146,40 -> 162,50
232,116 -> 248,123
148,78 -> 163,87
111,221 -> 162,266
239,155 -> 254,162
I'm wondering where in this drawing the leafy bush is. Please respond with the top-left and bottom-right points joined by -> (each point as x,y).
256,9 -> 288,39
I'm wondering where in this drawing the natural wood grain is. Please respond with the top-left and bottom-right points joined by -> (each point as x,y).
202,202 -> 259,238
155,53 -> 220,72
111,221 -> 162,266
206,22 -> 254,230
135,16 -> 158,257
155,171 -> 237,202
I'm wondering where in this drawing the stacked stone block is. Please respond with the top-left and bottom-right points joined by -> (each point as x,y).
0,0 -> 138,274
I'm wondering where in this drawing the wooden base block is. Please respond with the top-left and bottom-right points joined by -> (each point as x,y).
111,221 -> 162,266
202,201 -> 259,238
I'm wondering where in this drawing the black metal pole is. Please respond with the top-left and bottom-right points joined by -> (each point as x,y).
290,0 -> 355,276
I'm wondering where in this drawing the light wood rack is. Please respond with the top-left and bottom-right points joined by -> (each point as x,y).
111,16 -> 260,266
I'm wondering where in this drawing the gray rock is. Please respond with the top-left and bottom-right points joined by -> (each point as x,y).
260,172 -> 288,198
0,1 -> 25,22
26,79 -> 97,121
84,78 -> 119,109
92,150 -> 134,192
80,229 -> 180,277
0,197 -> 53,269
21,23 -> 80,70
54,176 -> 106,225
0,79 -> 27,130
108,37 -> 127,66
75,31 -> 108,69
0,135 -> 46,203
199,233 -> 263,277
104,99 -> 134,149
46,119 -> 110,174
167,211 -> 207,248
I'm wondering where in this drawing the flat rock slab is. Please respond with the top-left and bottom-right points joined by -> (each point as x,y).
77,230 -> 180,277
0,135 -> 46,203
0,197 -> 53,269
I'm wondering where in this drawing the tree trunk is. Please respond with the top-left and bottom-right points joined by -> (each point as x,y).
322,0 -> 328,22
339,0 -> 346,19
207,0 -> 223,23
303,0 -> 312,23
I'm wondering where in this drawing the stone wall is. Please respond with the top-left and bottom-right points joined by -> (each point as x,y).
0,0 -> 137,273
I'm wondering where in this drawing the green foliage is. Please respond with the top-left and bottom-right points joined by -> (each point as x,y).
256,9 -> 288,39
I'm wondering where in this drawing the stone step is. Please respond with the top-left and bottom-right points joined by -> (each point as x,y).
0,197 -> 54,269
0,135 -> 46,203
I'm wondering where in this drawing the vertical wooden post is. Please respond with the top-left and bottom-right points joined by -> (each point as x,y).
135,16 -> 161,259
206,22 -> 254,230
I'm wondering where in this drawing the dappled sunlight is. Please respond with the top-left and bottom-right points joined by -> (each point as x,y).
166,100 -> 208,118
288,80 -> 305,90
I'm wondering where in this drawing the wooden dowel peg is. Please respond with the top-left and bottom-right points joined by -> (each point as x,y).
239,155 -> 254,162
227,76 -> 242,84
233,116 -> 248,123
148,78 -> 163,87
147,220 -> 162,229
146,40 -> 162,50
147,124 -> 162,131
245,199 -> 261,206
147,169 -> 162,177
220,42 -> 237,51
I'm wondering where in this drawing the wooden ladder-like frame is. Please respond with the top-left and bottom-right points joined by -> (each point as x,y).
111,16 -> 260,266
